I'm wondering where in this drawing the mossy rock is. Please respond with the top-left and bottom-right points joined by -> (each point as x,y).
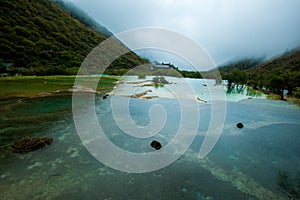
11,136 -> 53,153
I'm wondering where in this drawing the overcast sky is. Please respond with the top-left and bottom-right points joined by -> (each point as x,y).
68,0 -> 300,69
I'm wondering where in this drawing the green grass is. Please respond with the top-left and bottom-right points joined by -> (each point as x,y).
267,93 -> 300,106
0,76 -> 119,99
246,87 -> 264,97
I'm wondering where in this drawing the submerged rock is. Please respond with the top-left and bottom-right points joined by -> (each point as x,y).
130,89 -> 152,98
236,123 -> 244,129
102,94 -> 109,99
150,140 -> 162,150
277,171 -> 300,199
197,97 -> 207,103
11,136 -> 53,153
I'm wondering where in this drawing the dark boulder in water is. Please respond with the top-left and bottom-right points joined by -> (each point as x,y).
150,140 -> 162,150
102,94 -> 109,100
236,123 -> 244,129
11,136 -> 53,153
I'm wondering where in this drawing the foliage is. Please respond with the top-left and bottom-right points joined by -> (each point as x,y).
218,57 -> 263,74
219,51 -> 300,99
152,76 -> 169,88
179,70 -> 203,78
0,0 -> 148,75
294,87 -> 300,98
152,76 -> 169,84
53,0 -> 113,37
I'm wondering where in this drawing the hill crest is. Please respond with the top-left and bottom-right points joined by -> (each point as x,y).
0,0 -> 147,75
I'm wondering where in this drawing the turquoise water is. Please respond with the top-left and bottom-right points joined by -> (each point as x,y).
0,80 -> 300,199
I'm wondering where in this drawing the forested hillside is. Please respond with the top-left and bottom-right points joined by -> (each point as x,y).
220,49 -> 300,99
0,0 -> 148,75
218,58 -> 263,74
53,0 -> 113,37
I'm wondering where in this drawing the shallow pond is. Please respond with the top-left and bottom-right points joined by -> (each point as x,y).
0,77 -> 299,200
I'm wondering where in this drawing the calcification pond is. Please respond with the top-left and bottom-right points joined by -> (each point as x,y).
0,76 -> 299,200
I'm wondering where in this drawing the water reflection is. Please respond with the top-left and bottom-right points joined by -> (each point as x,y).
226,82 -> 264,98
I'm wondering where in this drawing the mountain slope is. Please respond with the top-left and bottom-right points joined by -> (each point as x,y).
218,57 -> 263,74
0,0 -> 147,75
220,49 -> 300,98
248,49 -> 300,74
53,0 -> 113,37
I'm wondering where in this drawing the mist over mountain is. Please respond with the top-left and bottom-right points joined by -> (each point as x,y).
219,49 -> 300,99
53,0 -> 113,37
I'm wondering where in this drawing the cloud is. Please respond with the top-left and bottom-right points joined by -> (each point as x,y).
69,0 -> 300,68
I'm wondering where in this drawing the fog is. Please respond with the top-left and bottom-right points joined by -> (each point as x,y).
68,0 -> 300,69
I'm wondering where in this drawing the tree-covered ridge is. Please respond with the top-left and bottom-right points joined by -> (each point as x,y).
249,49 -> 300,73
218,57 -> 263,74
0,0 -> 148,75
53,0 -> 113,37
220,49 -> 300,99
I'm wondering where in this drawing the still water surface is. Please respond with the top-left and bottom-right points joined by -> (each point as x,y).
0,77 -> 299,199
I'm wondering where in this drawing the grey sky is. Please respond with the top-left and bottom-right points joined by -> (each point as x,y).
68,0 -> 300,69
